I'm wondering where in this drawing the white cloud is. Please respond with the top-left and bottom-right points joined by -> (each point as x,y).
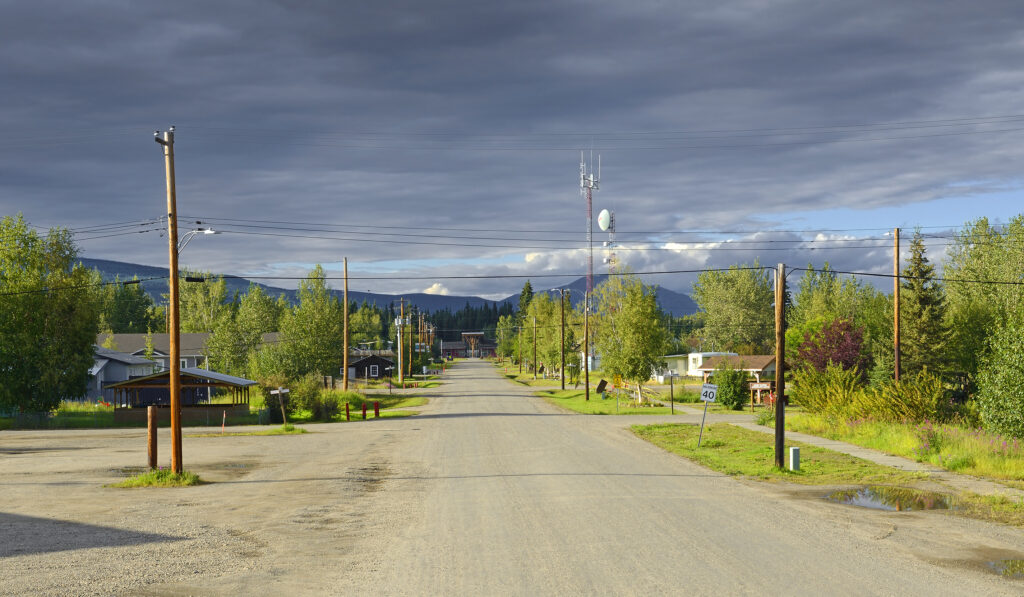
424,282 -> 450,295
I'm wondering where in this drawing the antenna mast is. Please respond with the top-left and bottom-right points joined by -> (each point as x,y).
580,152 -> 600,294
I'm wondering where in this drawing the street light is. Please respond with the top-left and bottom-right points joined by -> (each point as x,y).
177,227 -> 219,253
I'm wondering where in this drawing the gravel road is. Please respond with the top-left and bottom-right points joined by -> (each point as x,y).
2,359 -> 1023,595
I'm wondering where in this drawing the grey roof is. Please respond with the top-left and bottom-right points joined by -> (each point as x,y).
96,332 -> 281,356
105,367 -> 258,388
181,367 -> 258,386
94,345 -> 157,366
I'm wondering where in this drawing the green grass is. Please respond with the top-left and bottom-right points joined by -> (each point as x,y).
109,468 -> 204,488
186,423 -> 309,437
538,389 -> 688,415
786,413 -> 1024,484
632,422 -> 925,485
504,373 -> 563,387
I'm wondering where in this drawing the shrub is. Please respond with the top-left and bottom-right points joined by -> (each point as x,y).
848,370 -> 951,423
978,318 -> 1024,438
713,362 -> 749,411
791,364 -> 861,419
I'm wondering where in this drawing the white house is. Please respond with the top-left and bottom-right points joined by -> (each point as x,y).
659,352 -> 738,379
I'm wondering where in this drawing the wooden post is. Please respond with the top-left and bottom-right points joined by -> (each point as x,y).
533,316 -> 538,380
147,406 -> 157,469
774,263 -> 786,469
398,299 -> 405,386
156,126 -> 183,475
893,227 -> 901,381
277,386 -> 288,425
560,290 -> 566,390
343,257 -> 349,390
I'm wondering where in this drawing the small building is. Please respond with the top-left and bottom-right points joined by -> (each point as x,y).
349,355 -> 394,379
440,333 -> 496,358
695,355 -> 776,383
86,346 -> 158,402
96,332 -> 281,371
104,367 -> 258,425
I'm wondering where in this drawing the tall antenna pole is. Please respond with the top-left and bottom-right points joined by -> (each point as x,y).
580,153 -> 600,294
155,126 -> 183,475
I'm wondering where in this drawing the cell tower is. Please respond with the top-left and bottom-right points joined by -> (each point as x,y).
580,152 -> 600,294
599,208 -> 617,274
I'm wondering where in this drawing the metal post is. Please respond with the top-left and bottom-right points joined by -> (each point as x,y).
774,263 -> 787,469
584,291 -> 590,401
343,257 -> 349,390
670,375 -> 674,415
155,126 -> 183,474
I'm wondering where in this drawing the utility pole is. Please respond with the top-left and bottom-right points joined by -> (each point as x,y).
518,325 -> 523,375
154,126 -> 183,474
560,290 -> 566,391
533,315 -> 538,380
584,290 -> 590,401
893,227 -> 901,381
774,263 -> 787,469
407,306 -> 414,379
397,298 -> 406,386
343,257 -> 349,391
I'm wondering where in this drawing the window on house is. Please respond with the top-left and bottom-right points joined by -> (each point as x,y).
370,365 -> 379,377
181,359 -> 188,369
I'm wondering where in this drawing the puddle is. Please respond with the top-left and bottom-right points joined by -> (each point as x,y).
990,559 -> 1024,579
826,486 -> 956,511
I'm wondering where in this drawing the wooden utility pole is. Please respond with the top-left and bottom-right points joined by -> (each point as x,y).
774,263 -> 787,469
560,290 -> 566,391
518,325 -> 523,374
584,291 -> 590,401
343,257 -> 349,391
155,126 -> 183,474
893,227 -> 901,381
407,306 -> 414,378
533,315 -> 538,380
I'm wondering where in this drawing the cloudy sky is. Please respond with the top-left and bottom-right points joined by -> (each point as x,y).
3,1 -> 1024,299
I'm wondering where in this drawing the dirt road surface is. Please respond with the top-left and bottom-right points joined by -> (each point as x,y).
2,360 -> 1023,595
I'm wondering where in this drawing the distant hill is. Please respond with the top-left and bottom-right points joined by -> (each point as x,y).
77,257 -> 513,313
78,258 -> 697,316
512,273 -> 698,316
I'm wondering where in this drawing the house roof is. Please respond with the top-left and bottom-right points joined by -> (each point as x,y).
696,355 -> 776,372
104,366 -> 257,389
94,345 -> 157,366
96,332 -> 281,356
350,355 -> 394,368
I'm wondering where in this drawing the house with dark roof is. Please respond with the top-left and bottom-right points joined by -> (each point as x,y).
96,332 -> 281,371
349,355 -> 394,379
86,346 -> 157,402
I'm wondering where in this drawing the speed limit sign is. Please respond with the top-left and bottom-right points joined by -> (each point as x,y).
700,383 -> 718,403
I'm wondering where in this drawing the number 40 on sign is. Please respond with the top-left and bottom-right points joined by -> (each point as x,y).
701,383 -> 718,403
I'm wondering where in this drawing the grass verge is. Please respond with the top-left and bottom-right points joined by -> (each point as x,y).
109,469 -> 204,488
540,389 -> 688,416
785,413 -> 1024,484
186,423 -> 309,437
632,422 -> 924,485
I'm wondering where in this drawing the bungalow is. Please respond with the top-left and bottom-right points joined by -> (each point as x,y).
440,333 -> 497,359
86,346 -> 158,402
96,332 -> 281,371
349,355 -> 394,380
695,354 -> 776,383
660,352 -> 738,378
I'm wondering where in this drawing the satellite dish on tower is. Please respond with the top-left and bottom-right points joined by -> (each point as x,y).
597,209 -> 611,232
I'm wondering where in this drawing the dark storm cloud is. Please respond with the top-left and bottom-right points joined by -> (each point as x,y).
3,1 -> 1024,297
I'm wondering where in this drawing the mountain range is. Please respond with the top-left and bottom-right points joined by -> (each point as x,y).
78,258 -> 698,316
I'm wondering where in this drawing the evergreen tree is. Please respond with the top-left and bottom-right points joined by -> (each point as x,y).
518,280 -> 533,321
900,230 -> 949,376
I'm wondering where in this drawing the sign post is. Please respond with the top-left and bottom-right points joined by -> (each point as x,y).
698,383 -> 718,447
270,387 -> 290,425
